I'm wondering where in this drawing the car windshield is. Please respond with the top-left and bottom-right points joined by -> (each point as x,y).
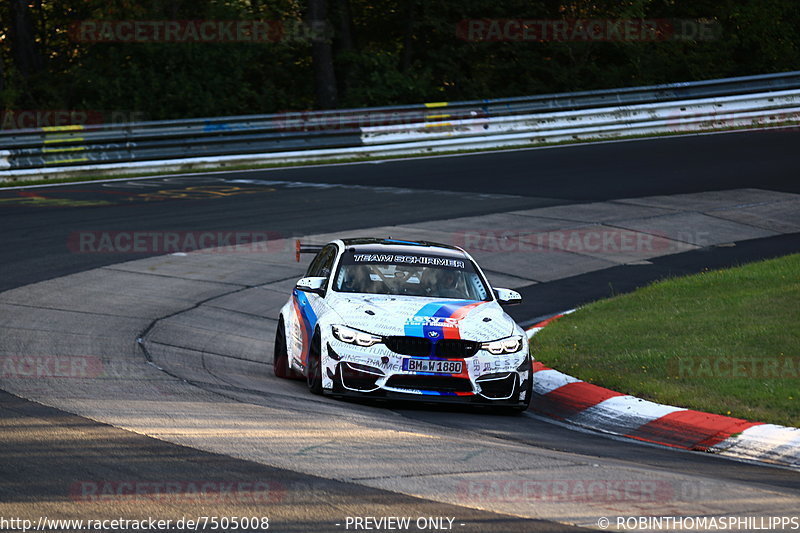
334,249 -> 491,300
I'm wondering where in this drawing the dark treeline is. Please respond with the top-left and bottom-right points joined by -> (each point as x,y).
1,0 -> 799,122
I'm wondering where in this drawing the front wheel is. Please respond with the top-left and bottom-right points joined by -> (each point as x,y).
306,332 -> 323,395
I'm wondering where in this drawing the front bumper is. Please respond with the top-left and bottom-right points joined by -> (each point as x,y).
322,340 -> 532,406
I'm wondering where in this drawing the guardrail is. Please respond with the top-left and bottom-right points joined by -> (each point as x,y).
2,70 -> 800,181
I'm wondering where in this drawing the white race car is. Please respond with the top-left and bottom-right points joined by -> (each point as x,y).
275,238 -> 533,412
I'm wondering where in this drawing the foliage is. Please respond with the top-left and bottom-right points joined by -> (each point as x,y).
1,0 -> 799,121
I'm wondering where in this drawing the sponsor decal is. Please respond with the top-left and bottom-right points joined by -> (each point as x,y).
415,389 -> 474,397
353,254 -> 466,269
292,289 -> 318,365
405,315 -> 461,329
404,300 -> 484,341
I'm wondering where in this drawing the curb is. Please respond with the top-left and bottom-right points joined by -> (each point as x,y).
527,312 -> 800,470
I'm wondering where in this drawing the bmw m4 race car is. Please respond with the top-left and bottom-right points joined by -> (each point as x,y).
274,238 -> 533,412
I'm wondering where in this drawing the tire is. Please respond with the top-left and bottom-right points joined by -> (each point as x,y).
273,320 -> 291,378
520,367 -> 534,409
306,331 -> 323,395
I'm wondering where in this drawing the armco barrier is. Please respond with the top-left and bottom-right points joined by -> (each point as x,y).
2,71 -> 800,182
361,90 -> 800,145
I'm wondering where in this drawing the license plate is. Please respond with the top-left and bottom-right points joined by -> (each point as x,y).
403,359 -> 463,374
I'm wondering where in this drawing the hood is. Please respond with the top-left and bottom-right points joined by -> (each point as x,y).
325,293 -> 517,340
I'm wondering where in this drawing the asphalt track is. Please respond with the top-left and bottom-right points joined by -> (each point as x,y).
1,129 -> 799,531
2,129 -> 799,293
0,390 -> 565,532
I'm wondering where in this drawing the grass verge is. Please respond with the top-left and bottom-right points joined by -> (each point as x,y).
531,254 -> 800,427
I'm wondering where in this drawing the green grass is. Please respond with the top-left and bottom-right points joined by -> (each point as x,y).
531,254 -> 800,427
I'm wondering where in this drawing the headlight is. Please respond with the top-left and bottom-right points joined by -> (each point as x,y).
480,335 -> 524,355
332,325 -> 383,347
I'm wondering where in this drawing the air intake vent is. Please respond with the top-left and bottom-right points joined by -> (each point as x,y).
386,375 -> 473,393
384,336 -> 480,358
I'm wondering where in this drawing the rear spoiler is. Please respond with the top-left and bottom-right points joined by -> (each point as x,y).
295,240 -> 325,262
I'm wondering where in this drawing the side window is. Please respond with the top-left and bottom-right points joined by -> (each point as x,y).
306,245 -> 337,278
306,250 -> 325,277
318,248 -> 335,278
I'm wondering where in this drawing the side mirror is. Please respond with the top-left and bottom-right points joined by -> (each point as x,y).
494,287 -> 522,306
295,276 -> 327,296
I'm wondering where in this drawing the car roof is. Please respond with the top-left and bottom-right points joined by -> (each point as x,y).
338,238 -> 467,259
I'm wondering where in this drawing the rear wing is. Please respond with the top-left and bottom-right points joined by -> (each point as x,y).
295,240 -> 325,262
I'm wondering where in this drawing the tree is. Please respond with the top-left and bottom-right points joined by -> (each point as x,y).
307,0 -> 338,108
7,0 -> 43,78
331,0 -> 355,99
